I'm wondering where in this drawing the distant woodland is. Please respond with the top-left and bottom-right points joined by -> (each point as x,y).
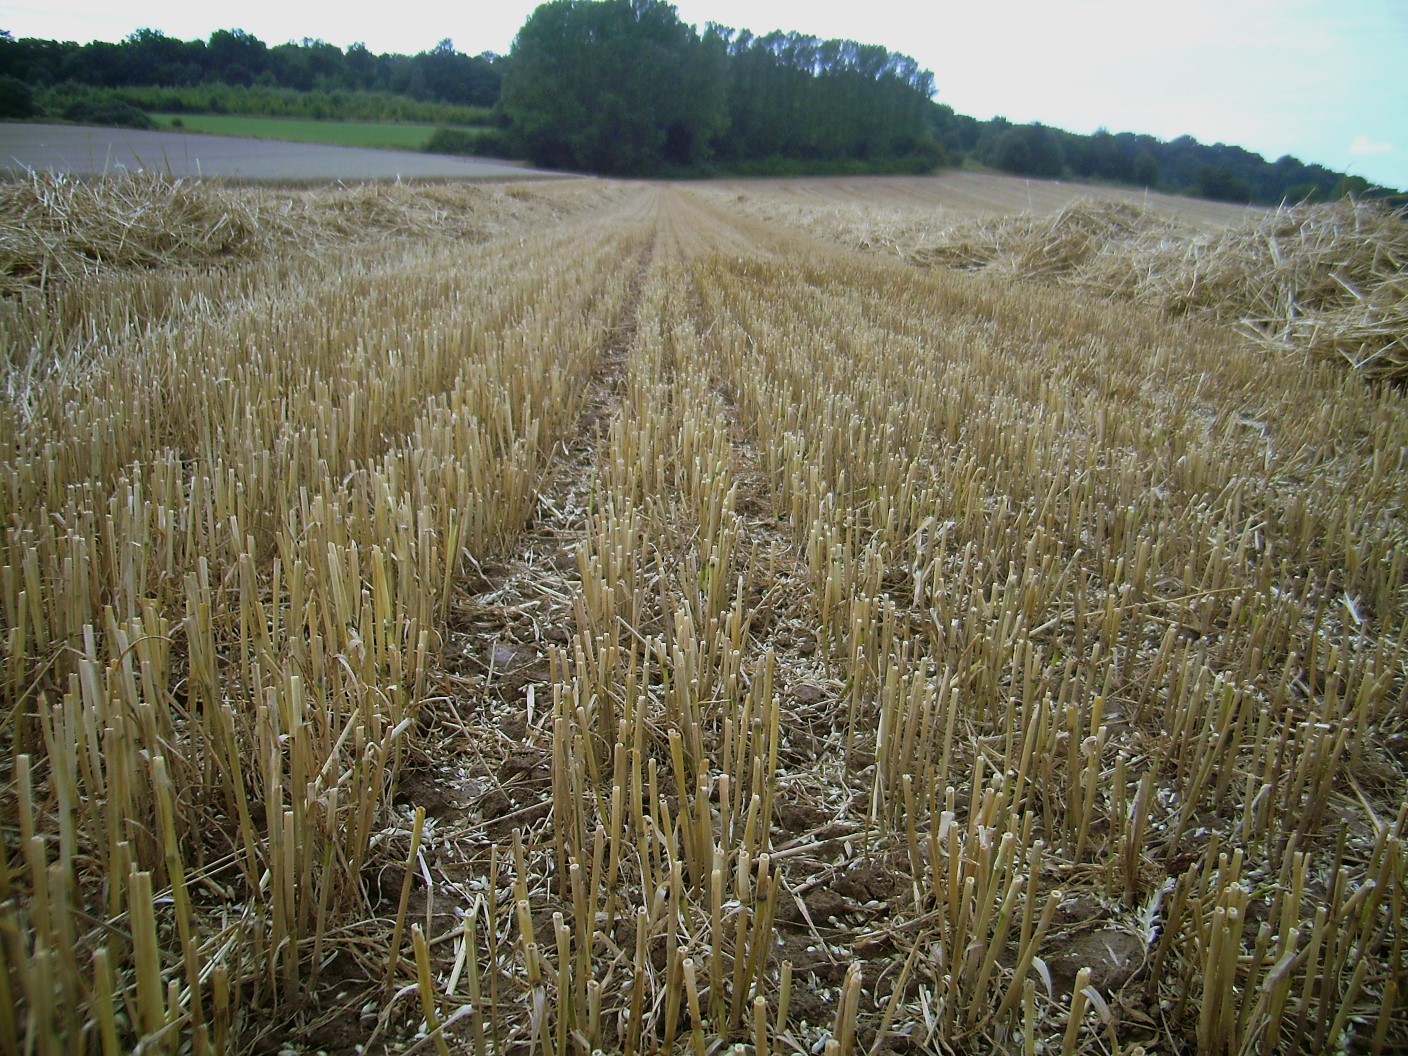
0,29 -> 500,106
1,0 -> 1401,200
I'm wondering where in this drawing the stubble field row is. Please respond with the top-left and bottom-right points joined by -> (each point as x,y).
1,174 -> 1405,1055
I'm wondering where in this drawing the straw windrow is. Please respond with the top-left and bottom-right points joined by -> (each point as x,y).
710,188 -> 1408,383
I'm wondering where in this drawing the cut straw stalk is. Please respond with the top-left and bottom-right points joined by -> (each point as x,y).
5,174 -> 1406,1056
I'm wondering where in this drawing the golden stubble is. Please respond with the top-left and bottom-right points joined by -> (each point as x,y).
2,175 -> 1404,1055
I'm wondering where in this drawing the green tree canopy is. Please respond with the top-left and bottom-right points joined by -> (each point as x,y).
986,123 -> 1064,178
500,0 -> 722,173
0,73 -> 37,117
498,0 -> 939,174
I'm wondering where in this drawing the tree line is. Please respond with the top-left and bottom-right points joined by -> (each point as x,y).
2,5 -> 1401,199
0,28 -> 500,107
497,0 -> 941,175
932,108 -> 1402,206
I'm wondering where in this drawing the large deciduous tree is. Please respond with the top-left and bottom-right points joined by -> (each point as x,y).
499,0 -> 941,175
500,0 -> 723,173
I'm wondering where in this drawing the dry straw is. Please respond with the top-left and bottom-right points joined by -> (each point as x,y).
716,187 -> 1408,383
0,170 -> 269,294
2,174 -> 1405,1055
0,170 -> 615,296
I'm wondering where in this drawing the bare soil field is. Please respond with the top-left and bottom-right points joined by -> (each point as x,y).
3,174 -> 1405,1056
0,122 -> 570,181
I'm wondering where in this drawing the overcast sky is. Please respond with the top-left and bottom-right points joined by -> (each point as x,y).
4,0 -> 1404,190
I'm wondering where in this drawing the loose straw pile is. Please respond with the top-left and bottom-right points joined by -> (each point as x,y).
917,198 -> 1408,382
0,171 -> 615,296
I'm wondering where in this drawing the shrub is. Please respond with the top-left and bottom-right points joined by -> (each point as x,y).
1195,165 -> 1253,203
424,127 -> 519,160
423,127 -> 480,155
61,99 -> 155,130
0,74 -> 39,119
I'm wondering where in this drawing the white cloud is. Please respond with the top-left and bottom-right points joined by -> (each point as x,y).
1349,134 -> 1394,155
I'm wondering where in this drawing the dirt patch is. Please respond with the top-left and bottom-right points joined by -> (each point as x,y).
1045,928 -> 1148,996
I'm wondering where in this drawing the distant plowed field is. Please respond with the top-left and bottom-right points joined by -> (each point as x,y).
3,173 -> 1405,1056
0,122 -> 566,180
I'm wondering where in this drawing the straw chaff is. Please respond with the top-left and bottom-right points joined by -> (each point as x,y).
0,171 -> 613,296
717,189 -> 1408,383
907,199 -> 1181,278
0,170 -> 275,294
902,197 -> 1408,383
1178,201 -> 1408,382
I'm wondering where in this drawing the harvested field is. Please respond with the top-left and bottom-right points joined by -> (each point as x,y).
2,174 -> 1406,1056
707,182 -> 1408,383
698,170 -> 1257,227
0,170 -> 621,296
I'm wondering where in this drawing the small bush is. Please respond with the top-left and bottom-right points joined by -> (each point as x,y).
61,99 -> 155,130
0,75 -> 39,119
1195,165 -> 1254,204
424,127 -> 519,160
424,127 -> 480,156
468,129 -> 516,158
